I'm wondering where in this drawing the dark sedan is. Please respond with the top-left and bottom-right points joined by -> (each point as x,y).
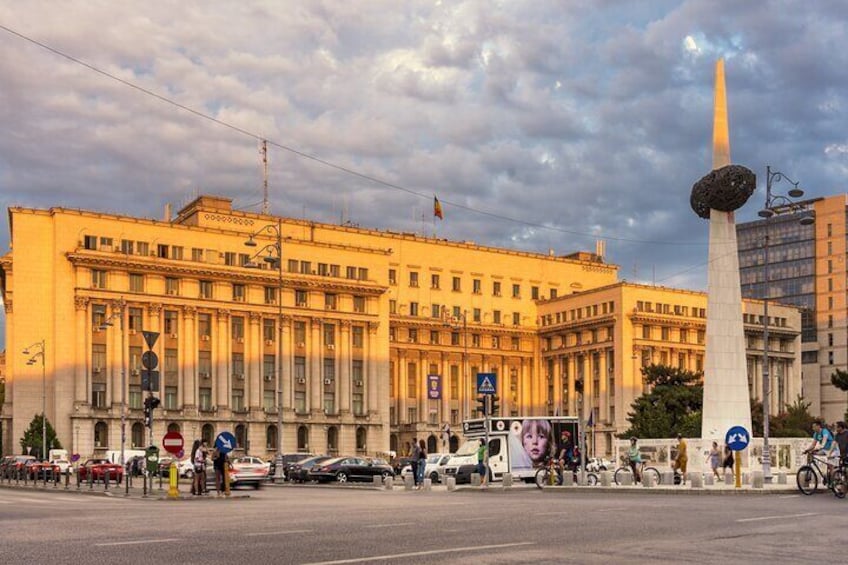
308,456 -> 394,484
287,455 -> 332,483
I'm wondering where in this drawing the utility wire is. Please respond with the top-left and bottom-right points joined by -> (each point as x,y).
0,22 -> 706,247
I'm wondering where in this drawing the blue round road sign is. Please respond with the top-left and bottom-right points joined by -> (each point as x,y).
215,431 -> 237,454
725,426 -> 750,452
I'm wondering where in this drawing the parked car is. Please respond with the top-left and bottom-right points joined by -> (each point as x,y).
203,456 -> 268,489
1,455 -> 36,478
50,458 -> 73,475
390,456 -> 415,477
270,452 -> 312,481
586,457 -> 613,472
26,460 -> 61,480
78,459 -> 124,483
287,455 -> 332,483
401,453 -> 452,483
157,457 -> 195,478
308,456 -> 395,484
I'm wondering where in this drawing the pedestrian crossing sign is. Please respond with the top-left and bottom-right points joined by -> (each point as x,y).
477,372 -> 497,395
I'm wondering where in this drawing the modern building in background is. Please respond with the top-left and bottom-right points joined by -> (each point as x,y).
738,194 -> 847,422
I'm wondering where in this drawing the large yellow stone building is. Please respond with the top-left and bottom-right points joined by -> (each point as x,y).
0,195 -> 802,458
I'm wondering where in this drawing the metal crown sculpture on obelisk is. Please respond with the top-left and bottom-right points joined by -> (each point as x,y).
691,59 -> 755,439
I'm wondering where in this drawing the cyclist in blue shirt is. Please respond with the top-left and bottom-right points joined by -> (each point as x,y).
806,419 -> 840,480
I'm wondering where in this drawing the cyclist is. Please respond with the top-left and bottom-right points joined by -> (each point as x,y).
627,437 -> 642,483
805,419 -> 840,483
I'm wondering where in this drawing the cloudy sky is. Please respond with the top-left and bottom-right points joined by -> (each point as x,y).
2,1 -> 847,345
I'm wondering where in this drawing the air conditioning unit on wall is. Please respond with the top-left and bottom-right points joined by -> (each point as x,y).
264,375 -> 273,382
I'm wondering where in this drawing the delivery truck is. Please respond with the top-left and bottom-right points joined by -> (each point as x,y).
442,416 -> 580,483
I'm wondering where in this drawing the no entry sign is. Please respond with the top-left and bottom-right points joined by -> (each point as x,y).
162,431 -> 184,456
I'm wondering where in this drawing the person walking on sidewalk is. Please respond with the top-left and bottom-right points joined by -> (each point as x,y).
190,440 -> 202,496
212,448 -> 230,497
410,439 -> 421,487
673,434 -> 688,485
706,441 -> 721,481
476,439 -> 488,488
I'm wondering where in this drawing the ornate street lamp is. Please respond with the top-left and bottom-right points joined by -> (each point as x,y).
99,298 -> 127,467
23,339 -> 47,460
757,166 -> 814,483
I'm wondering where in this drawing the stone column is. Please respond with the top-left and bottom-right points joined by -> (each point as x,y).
215,309 -> 230,409
248,311 -> 262,410
74,297 -> 89,405
280,314 -> 292,410
397,349 -> 408,421
310,318 -> 322,414
339,321 -> 351,414
440,353 -> 450,425
182,306 -> 197,409
366,322 -> 379,416
418,351 -> 428,424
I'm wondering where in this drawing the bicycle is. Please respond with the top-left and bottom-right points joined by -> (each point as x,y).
534,457 -> 599,489
613,456 -> 661,486
829,456 -> 848,499
796,450 -> 840,495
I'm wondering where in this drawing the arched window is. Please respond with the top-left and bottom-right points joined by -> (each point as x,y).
131,422 -> 144,448
327,426 -> 338,453
94,421 -> 108,448
449,435 -> 459,453
235,424 -> 246,451
297,425 -> 309,451
167,422 -> 180,434
266,425 -> 278,450
356,426 -> 367,452
427,434 -> 437,454
201,424 -> 215,445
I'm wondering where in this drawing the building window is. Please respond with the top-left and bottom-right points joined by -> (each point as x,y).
295,391 -> 306,414
345,266 -> 356,279
512,284 -> 520,298
92,343 -> 106,374
199,387 -> 212,411
129,273 -> 144,293
323,324 -> 335,346
199,280 -> 213,299
550,289 -> 557,299
94,421 -> 108,448
91,269 -> 107,289
532,286 -> 540,300
410,302 -> 419,316
323,391 -> 335,414
266,425 -> 278,449
165,277 -> 179,295
492,336 -> 500,349
451,332 -> 460,346
389,269 -> 397,285
295,290 -> 308,307
300,261 -> 311,274
408,328 -> 418,343
431,274 -> 440,289
84,235 -> 99,250
431,303 -> 442,318
353,296 -> 365,313
198,350 -> 212,378
450,366 -> 459,397
407,362 -> 417,397
232,353 -> 245,377
358,268 -> 368,281
264,286 -> 277,305
409,271 -> 419,287
263,319 -> 275,342
352,326 -> 364,348
164,310 -> 178,335
129,385 -> 142,409
127,307 -> 142,332
493,310 -> 501,324
92,383 -> 106,408
472,308 -> 481,323
325,293 -> 337,310
430,330 -> 440,345
232,284 -> 245,302
131,423 -> 144,448
165,386 -> 178,410
472,334 -> 481,347
513,312 -> 520,325
453,277 -> 462,292
232,389 -> 245,411
264,354 -> 275,382
198,313 -> 212,340
493,281 -> 502,297
294,321 -> 306,344
230,316 -> 244,341
389,300 -> 397,314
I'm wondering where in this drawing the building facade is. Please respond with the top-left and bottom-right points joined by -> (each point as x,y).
738,194 -> 847,422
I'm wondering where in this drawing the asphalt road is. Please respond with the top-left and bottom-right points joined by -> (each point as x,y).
1,484 -> 847,564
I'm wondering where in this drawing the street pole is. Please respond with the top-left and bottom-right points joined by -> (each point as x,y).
41,339 -> 46,461
578,394 -> 586,485
119,299 -> 127,470
277,218 -> 284,454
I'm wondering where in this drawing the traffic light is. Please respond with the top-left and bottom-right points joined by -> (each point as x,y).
476,395 -> 488,416
574,377 -> 584,395
143,396 -> 161,428
490,395 -> 500,416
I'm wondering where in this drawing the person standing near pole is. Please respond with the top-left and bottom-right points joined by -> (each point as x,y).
476,438 -> 488,489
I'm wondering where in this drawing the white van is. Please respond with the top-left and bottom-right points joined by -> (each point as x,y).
104,449 -> 147,466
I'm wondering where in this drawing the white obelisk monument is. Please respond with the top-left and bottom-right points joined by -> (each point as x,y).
700,59 -> 752,440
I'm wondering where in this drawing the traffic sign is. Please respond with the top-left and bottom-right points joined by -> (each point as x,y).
141,369 -> 160,392
215,431 -> 237,454
725,425 -> 750,451
427,374 -> 441,399
162,431 -> 184,455
142,331 -> 160,349
141,350 -> 159,369
476,372 -> 497,395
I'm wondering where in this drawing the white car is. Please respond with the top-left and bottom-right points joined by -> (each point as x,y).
586,457 -> 614,472
401,453 -> 451,483
50,459 -> 73,475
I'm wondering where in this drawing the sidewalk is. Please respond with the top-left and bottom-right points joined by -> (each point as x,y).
0,476 -> 251,500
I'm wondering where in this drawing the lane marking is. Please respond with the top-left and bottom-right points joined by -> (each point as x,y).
300,542 -> 535,565
365,523 -> 414,528
537,511 -> 571,516
454,517 -> 492,522
246,530 -> 314,537
736,512 -> 818,523
95,538 -> 181,547
778,495 -> 800,499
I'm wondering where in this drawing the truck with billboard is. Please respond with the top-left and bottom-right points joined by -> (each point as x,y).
441,416 -> 580,483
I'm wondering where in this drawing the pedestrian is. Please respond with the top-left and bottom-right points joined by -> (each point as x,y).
673,434 -> 688,484
721,446 -> 734,474
835,421 -> 848,465
190,440 -> 202,495
706,441 -> 721,481
627,437 -> 642,483
416,439 -> 427,488
199,440 -> 209,494
410,439 -> 421,486
476,438 -> 488,488
212,448 -> 229,497
193,440 -> 208,495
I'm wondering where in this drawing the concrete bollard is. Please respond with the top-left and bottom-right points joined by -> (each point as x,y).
704,473 -> 714,486
502,473 -> 513,488
446,477 -> 456,491
618,471 -> 632,486
689,473 -> 703,488
600,471 -> 612,487
724,471 -> 733,484
662,471 -> 674,486
383,476 -> 393,490
742,472 -> 750,485
777,472 -> 787,485
372,475 -> 382,487
470,473 -> 481,487
422,478 -> 432,492
752,471 -> 764,489
404,475 -> 414,491
643,472 -> 656,488
562,471 -> 574,486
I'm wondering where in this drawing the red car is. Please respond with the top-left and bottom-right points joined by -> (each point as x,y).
27,460 -> 61,480
78,459 -> 124,484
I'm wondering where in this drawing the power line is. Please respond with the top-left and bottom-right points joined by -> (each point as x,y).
0,22 -> 706,247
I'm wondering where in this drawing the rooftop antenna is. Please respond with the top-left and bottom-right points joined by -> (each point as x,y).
260,139 -> 270,215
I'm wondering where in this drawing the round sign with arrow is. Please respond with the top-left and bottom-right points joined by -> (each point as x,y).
215,431 -> 237,455
725,425 -> 750,452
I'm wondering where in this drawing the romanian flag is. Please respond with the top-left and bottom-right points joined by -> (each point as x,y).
434,196 -> 444,220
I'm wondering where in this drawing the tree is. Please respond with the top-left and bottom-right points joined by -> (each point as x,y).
771,396 -> 815,437
621,364 -> 703,439
19,413 -> 62,460
831,368 -> 848,421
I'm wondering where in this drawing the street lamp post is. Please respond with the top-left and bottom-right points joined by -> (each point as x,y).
757,166 -> 813,483
23,340 -> 46,460
245,218 -> 284,455
99,298 -> 127,467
